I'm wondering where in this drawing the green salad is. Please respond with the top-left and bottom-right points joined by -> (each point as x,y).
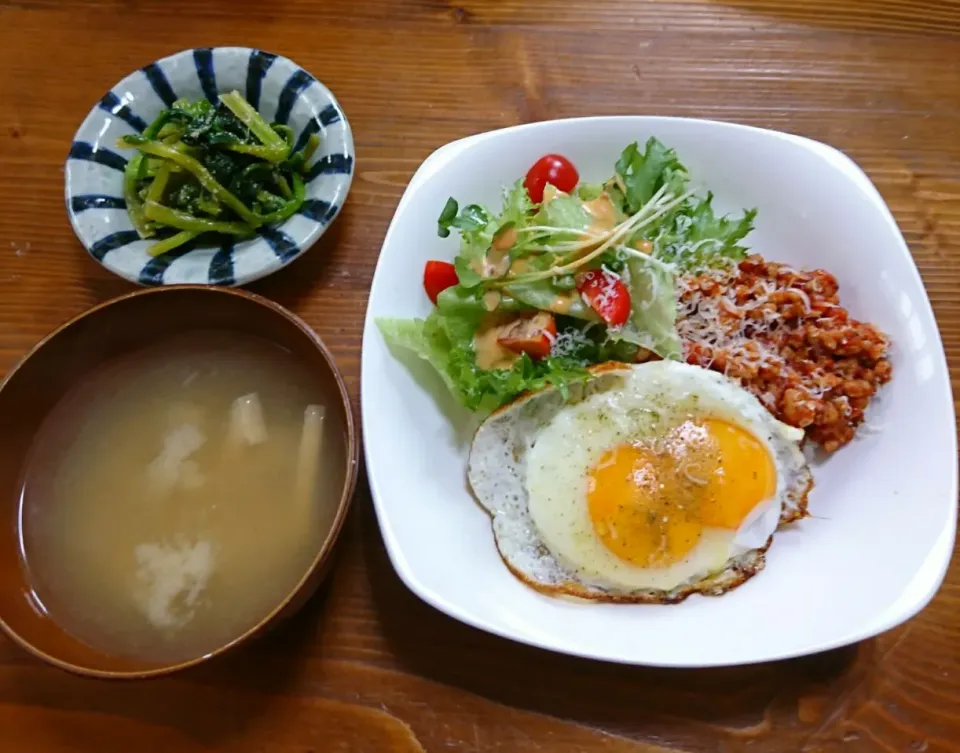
378,138 -> 757,412
116,91 -> 317,256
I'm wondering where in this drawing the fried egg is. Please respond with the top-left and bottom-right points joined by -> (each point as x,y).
467,361 -> 813,602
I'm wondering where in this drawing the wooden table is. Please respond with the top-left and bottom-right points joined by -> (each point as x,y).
1,1 -> 958,750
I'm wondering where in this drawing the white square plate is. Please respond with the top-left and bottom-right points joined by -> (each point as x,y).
361,117 -> 956,667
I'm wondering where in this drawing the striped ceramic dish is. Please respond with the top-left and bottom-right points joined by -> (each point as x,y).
65,48 -> 354,286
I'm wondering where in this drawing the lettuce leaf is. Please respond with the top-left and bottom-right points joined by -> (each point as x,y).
440,180 -> 538,289
611,257 -> 682,360
652,192 -> 757,270
499,179 -> 534,227
535,194 -> 593,236
377,286 -> 592,411
504,278 -> 595,320
376,316 -> 458,394
445,204 -> 497,288
615,137 -> 688,213
576,183 -> 605,201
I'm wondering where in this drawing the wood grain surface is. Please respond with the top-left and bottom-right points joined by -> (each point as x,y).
1,0 -> 959,750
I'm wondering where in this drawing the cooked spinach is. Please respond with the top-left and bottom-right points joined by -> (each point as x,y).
116,90 -> 319,256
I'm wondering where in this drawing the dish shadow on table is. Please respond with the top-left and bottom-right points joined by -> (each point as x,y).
1,576 -> 337,749
251,217 -> 350,308
360,506 -> 873,743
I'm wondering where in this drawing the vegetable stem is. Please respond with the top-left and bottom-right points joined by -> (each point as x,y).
142,110 -> 173,140
272,124 -> 295,149
224,142 -> 289,162
301,134 -> 321,165
274,173 -> 293,199
517,225 -> 596,236
256,172 -> 306,224
196,193 -> 222,217
146,163 -> 172,204
219,90 -> 289,157
492,188 -> 695,288
126,137 -> 262,226
147,230 -> 200,257
144,200 -> 254,236
123,155 -> 154,238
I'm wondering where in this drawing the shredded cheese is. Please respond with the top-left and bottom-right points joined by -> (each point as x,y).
549,327 -> 593,362
676,267 -> 820,398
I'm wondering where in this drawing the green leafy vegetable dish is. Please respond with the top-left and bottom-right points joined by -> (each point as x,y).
116,91 -> 318,257
377,139 -> 758,413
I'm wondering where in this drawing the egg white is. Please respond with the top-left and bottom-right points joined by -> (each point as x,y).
468,361 -> 813,601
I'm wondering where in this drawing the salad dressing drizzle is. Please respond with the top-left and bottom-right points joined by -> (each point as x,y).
474,319 -> 521,370
583,193 -> 618,235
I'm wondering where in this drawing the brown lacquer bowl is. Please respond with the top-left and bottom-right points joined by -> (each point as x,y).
0,286 -> 358,679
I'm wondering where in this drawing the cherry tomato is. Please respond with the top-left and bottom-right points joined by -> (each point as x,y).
577,269 -> 631,327
422,260 -> 459,304
523,154 -> 579,204
497,312 -> 557,360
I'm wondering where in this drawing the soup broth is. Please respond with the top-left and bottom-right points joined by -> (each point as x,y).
18,331 -> 345,663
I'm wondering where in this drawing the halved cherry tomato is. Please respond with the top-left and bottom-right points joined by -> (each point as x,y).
523,154 -> 579,204
577,269 -> 631,327
497,312 -> 557,360
423,260 -> 459,304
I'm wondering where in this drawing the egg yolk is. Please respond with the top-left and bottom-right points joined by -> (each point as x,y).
586,419 -> 777,567
699,419 -> 777,529
586,445 -> 702,567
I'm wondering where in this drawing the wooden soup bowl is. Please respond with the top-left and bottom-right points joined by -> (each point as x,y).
0,286 -> 358,678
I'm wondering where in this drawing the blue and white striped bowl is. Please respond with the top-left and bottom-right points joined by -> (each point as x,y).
65,47 -> 354,286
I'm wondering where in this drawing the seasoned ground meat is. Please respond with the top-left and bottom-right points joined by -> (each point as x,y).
677,256 -> 892,452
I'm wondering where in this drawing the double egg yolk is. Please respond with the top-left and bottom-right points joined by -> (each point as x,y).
586,419 -> 776,567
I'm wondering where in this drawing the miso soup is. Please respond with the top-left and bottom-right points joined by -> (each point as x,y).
17,331 -> 345,663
